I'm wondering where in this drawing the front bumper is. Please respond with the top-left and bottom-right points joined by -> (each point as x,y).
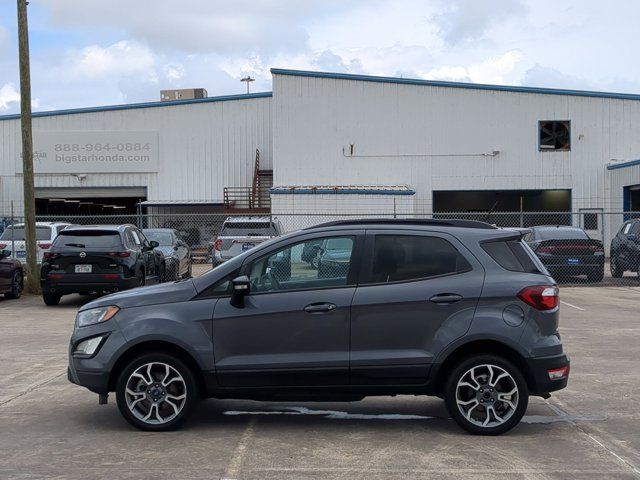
68,324 -> 128,394
526,353 -> 570,395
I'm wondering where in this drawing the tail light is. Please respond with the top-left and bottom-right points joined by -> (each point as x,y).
0,243 -> 6,249
517,285 -> 559,311
108,251 -> 131,258
43,252 -> 60,260
536,245 -> 555,254
548,365 -> 569,380
38,243 -> 52,249
589,245 -> 604,253
214,239 -> 222,251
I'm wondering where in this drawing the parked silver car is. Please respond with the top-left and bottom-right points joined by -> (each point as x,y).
211,216 -> 283,266
0,221 -> 71,264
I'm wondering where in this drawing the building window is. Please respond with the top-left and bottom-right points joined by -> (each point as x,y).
583,213 -> 598,231
539,121 -> 570,151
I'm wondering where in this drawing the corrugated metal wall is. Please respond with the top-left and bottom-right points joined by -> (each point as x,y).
272,73 -> 640,213
0,95 -> 272,214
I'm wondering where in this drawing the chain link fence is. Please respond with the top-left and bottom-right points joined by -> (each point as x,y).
1,209 -> 639,286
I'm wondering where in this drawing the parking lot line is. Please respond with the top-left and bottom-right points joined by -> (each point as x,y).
560,300 -> 585,311
222,416 -> 257,480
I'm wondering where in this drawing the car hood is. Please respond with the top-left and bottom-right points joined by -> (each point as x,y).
79,279 -> 197,311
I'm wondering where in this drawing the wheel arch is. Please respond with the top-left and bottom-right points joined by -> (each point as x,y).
432,339 -> 534,394
108,340 -> 205,394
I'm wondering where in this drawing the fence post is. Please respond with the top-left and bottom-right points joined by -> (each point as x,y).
10,200 -> 15,260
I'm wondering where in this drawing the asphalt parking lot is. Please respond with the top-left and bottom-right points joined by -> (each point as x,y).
1,287 -> 639,479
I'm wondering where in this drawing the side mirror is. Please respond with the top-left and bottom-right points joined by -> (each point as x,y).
230,275 -> 251,308
0,249 -> 9,260
149,240 -> 160,249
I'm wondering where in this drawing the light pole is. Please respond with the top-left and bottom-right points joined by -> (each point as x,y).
240,76 -> 255,94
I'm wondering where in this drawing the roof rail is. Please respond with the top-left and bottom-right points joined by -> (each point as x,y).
304,218 -> 497,230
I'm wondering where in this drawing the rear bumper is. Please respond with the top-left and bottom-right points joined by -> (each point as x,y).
526,353 -> 570,395
41,274 -> 139,294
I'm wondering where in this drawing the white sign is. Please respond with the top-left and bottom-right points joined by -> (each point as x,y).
17,131 -> 159,174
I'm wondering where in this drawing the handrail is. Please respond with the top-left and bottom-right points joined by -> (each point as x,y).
251,149 -> 260,208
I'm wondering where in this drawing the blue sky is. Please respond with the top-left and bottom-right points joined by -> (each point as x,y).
2,0 -> 640,114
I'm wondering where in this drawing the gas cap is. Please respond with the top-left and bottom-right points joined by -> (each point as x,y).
503,304 -> 526,327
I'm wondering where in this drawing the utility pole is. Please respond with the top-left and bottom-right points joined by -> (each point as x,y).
17,0 -> 39,293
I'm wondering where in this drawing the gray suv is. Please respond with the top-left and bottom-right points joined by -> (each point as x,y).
67,219 -> 569,435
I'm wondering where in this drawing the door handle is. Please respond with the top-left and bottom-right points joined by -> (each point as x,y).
304,302 -> 337,313
429,293 -> 463,305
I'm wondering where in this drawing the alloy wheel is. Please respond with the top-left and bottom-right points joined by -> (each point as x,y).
455,364 -> 519,428
124,362 -> 187,425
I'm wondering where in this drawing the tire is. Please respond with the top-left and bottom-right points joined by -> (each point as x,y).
137,269 -> 145,287
610,254 -> 624,278
115,353 -> 198,431
42,292 -> 62,306
587,267 -> 604,282
4,270 -> 23,299
185,262 -> 192,279
444,355 -> 529,435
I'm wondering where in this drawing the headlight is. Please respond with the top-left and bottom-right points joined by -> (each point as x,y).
76,306 -> 119,328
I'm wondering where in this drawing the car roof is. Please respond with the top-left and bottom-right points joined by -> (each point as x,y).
9,221 -> 71,227
305,218 -> 497,230
532,225 -> 584,230
60,224 -> 132,233
142,228 -> 175,232
224,216 -> 274,223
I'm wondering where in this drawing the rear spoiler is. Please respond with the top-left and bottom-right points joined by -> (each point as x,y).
480,228 -> 531,243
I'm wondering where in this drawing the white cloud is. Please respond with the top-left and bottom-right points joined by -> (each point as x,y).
0,83 -> 20,111
434,0 -> 527,45
68,41 -> 155,80
419,51 -> 524,85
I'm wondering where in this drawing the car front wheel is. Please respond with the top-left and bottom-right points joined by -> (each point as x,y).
445,355 -> 529,435
610,254 -> 624,278
115,353 -> 198,431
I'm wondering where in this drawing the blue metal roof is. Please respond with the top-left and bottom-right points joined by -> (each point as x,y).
0,91 -> 272,121
607,159 -> 640,170
271,68 -> 640,102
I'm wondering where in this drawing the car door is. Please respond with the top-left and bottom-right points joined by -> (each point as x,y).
350,230 -> 484,385
133,228 -> 157,278
211,230 -> 364,387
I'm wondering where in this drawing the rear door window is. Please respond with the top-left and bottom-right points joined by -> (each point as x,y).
54,230 -> 123,249
366,235 -> 471,284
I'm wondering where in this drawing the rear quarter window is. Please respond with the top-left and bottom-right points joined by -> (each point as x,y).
482,240 -> 542,274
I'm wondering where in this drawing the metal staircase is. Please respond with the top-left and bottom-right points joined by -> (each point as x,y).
223,149 -> 272,213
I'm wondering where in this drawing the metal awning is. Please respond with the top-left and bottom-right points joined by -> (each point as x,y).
136,200 -> 224,206
270,185 -> 415,195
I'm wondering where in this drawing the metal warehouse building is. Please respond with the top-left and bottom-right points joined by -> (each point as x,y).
1,68 -> 640,243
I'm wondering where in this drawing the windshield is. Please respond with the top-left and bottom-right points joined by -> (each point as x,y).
0,226 -> 52,241
220,222 -> 277,237
537,228 -> 589,240
144,231 -> 173,246
54,230 -> 123,249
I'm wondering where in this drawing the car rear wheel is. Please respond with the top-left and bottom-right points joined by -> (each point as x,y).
116,353 -> 197,431
4,270 -> 23,299
610,254 -> 624,278
445,355 -> 529,435
137,270 -> 145,287
42,292 -> 61,306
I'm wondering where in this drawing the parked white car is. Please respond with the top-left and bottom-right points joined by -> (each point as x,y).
211,216 -> 283,265
0,222 -> 71,264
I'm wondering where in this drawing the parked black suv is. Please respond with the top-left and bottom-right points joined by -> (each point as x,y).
610,218 -> 640,278
67,219 -> 569,435
0,249 -> 23,299
41,225 -> 165,305
524,226 -> 605,282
